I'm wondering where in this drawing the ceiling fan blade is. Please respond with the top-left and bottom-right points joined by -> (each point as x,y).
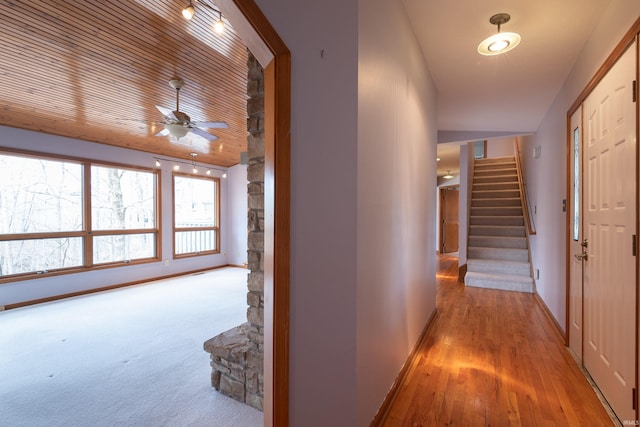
156,105 -> 178,120
191,127 -> 219,141
192,121 -> 229,129
155,128 -> 170,137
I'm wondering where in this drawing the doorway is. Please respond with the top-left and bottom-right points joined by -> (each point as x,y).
440,186 -> 459,253
568,40 -> 637,423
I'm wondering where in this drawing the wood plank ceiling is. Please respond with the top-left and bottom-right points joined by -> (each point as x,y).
0,0 -> 249,167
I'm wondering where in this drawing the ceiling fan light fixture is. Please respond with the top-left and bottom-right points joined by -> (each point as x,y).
478,13 -> 521,56
443,170 -> 454,179
165,123 -> 190,139
182,2 -> 195,20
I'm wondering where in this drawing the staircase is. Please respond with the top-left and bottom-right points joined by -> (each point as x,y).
464,156 -> 534,293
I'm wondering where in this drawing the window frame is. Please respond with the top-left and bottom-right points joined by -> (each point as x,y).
172,172 -> 221,259
0,148 -> 161,283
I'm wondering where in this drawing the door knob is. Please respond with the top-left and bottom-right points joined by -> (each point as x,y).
574,252 -> 588,261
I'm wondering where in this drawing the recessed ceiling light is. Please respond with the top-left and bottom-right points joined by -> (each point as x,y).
478,13 -> 521,56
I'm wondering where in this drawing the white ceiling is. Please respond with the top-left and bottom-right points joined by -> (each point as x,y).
401,0 -> 612,177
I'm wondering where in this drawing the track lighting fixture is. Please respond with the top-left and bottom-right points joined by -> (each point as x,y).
478,13 -> 521,56
153,155 -> 227,178
182,1 -> 195,20
181,0 -> 226,35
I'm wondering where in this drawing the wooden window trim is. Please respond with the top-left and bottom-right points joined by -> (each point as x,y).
0,148 -> 161,284
172,172 -> 221,258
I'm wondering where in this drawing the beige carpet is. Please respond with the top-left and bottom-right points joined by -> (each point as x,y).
0,267 -> 263,427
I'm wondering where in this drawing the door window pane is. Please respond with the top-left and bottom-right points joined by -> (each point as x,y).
573,127 -> 580,241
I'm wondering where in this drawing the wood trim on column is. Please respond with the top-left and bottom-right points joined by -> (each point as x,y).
263,53 -> 291,427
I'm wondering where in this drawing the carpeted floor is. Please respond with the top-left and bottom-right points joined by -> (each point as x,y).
0,267 -> 263,427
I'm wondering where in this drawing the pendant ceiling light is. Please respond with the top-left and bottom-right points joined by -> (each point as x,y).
477,13 -> 521,56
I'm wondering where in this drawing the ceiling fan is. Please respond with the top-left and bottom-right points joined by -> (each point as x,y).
155,78 -> 228,142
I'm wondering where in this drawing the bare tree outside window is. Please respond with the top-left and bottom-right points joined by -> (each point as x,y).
0,152 -> 159,279
173,174 -> 220,256
0,155 -> 83,276
91,165 -> 157,264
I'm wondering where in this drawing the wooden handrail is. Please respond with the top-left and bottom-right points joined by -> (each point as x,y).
514,140 -> 536,235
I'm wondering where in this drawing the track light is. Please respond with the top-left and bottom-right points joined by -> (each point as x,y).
213,11 -> 224,34
181,0 -> 226,35
153,156 -> 227,177
182,1 -> 195,20
478,13 -> 521,56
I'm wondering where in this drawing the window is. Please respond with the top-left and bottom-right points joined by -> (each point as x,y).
573,126 -> 580,241
91,165 -> 157,264
173,173 -> 220,257
0,150 -> 159,281
0,154 -> 84,276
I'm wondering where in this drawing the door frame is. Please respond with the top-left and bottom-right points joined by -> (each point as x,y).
566,19 -> 640,344
565,19 -> 640,421
216,1 -> 290,426
439,185 -> 460,253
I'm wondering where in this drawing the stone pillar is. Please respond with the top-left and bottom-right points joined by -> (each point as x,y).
244,51 -> 265,410
203,51 -> 264,411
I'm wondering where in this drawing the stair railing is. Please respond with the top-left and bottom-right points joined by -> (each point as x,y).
514,140 -> 536,235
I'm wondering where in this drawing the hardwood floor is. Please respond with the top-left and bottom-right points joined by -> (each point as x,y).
383,254 -> 615,426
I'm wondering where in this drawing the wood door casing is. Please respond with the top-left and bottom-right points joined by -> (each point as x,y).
568,106 -> 584,360
440,187 -> 459,253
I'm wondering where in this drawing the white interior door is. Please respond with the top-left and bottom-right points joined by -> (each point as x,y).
583,43 -> 637,422
569,105 -> 584,359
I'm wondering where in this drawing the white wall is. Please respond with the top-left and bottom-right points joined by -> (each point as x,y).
486,137 -> 515,158
458,143 -> 475,268
357,0 -> 437,424
253,0 -> 360,424
253,0 -> 437,424
0,126 -> 247,306
521,0 -> 640,330
226,164 -> 248,266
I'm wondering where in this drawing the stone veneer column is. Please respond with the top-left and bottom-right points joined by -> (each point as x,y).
203,52 -> 264,411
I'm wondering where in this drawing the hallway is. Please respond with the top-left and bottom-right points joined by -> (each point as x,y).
383,255 -> 616,426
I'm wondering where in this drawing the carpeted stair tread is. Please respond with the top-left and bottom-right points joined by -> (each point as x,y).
469,225 -> 525,237
467,259 -> 531,276
468,235 -> 528,249
464,271 -> 534,293
470,215 -> 524,226
472,197 -> 522,207
473,189 -> 521,198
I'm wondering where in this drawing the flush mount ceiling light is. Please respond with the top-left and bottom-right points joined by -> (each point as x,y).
478,13 -> 521,56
